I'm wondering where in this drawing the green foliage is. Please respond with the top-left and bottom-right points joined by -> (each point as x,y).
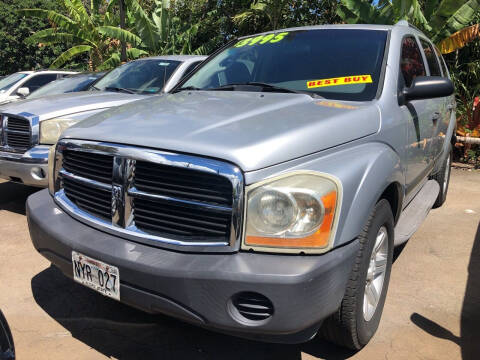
21,0 -> 148,70
337,0 -> 480,44
0,0 -> 70,75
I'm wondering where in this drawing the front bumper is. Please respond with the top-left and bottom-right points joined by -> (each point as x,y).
0,146 -> 50,187
27,189 -> 359,343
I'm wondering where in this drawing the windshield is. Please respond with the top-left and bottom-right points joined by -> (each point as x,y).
93,59 -> 181,94
181,29 -> 388,101
27,74 -> 101,99
0,73 -> 28,93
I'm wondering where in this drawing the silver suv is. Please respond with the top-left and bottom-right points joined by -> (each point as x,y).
0,55 -> 206,187
27,22 -> 455,349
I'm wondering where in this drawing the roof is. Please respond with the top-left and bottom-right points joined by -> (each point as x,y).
136,55 -> 208,62
241,21 -> 427,38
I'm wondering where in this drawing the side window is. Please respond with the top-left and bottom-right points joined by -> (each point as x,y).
434,47 -> 449,77
183,61 -> 202,78
21,74 -> 58,92
400,36 -> 426,87
420,39 -> 441,76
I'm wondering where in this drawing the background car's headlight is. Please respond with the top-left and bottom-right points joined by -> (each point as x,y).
40,118 -> 80,145
244,172 -> 341,253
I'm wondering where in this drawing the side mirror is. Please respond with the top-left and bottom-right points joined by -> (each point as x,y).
401,76 -> 454,104
16,87 -> 30,97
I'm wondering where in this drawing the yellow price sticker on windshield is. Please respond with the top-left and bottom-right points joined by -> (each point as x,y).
235,32 -> 289,47
307,75 -> 373,89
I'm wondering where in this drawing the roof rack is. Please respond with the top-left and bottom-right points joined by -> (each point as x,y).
395,20 -> 422,33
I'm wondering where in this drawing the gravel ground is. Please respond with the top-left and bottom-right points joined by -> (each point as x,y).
0,169 -> 479,360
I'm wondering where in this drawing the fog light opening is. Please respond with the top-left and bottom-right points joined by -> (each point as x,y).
31,167 -> 46,180
228,292 -> 274,326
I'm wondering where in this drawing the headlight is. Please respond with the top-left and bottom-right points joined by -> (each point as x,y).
40,118 -> 81,145
243,172 -> 341,253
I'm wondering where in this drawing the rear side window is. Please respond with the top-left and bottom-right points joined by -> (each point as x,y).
420,39 -> 441,76
434,47 -> 449,77
22,74 -> 58,92
400,36 -> 426,87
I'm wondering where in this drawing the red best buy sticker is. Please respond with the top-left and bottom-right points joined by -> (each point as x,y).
307,75 -> 373,89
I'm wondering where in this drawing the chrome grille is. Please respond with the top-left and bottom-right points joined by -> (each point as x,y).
5,117 -> 31,149
54,140 -> 244,252
63,177 -> 112,219
63,150 -> 113,183
61,150 -> 114,219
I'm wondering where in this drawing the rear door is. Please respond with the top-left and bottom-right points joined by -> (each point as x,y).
399,36 -> 436,203
419,38 -> 447,162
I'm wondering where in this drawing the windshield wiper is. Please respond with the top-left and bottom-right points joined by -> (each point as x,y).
105,86 -> 136,94
172,86 -> 204,93
210,82 -> 322,98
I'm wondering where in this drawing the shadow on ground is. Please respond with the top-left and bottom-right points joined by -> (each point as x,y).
31,266 -> 357,360
411,221 -> 480,359
0,181 -> 39,215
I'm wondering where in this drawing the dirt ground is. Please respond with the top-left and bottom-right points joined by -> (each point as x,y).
0,169 -> 479,360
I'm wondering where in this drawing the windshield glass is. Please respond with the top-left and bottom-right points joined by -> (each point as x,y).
0,73 -> 28,93
94,59 -> 181,94
181,29 -> 388,101
27,74 -> 102,99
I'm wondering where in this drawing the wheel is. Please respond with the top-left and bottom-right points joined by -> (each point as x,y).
431,145 -> 452,208
0,310 -> 14,360
320,199 -> 394,350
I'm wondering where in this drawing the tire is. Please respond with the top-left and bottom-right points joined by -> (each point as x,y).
431,145 -> 452,209
320,199 -> 394,350
0,310 -> 14,360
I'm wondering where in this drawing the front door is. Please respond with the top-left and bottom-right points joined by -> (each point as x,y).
399,36 -> 436,203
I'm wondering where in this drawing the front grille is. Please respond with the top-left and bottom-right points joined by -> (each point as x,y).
135,161 -> 233,206
63,177 -> 112,219
55,142 -> 243,251
5,117 -> 31,149
62,150 -> 113,219
134,197 -> 232,240
63,150 -> 113,183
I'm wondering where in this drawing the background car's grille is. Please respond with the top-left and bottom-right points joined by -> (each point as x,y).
59,148 -> 237,247
5,117 -> 31,149
62,150 -> 113,219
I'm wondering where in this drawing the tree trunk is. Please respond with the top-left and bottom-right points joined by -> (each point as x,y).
119,0 -> 127,63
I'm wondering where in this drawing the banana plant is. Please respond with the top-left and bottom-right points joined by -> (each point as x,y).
125,0 -> 213,55
20,0 -> 147,70
233,0 -> 291,30
337,0 -> 480,53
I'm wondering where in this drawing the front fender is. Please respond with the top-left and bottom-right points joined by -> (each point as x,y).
245,142 -> 404,247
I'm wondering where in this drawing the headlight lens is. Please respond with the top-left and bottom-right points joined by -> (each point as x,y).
244,173 -> 340,253
40,118 -> 80,145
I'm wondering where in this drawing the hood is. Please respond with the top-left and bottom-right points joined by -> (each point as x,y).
64,91 -> 381,172
0,91 -> 147,121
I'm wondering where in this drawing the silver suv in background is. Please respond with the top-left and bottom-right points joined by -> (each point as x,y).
0,55 -> 206,187
0,70 -> 77,105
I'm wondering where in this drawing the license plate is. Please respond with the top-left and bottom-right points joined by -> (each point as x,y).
72,251 -> 120,300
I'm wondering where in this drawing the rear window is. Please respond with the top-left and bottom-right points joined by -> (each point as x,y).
0,73 -> 28,92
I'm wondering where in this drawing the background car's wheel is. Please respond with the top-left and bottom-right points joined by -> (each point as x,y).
320,199 -> 394,350
431,145 -> 452,209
